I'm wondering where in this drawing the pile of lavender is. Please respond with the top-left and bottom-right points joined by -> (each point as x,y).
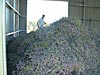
7,17 -> 100,75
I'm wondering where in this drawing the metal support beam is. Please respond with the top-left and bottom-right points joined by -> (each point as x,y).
83,0 -> 85,24
44,0 -> 68,1
80,18 -> 100,21
68,0 -> 70,17
0,0 -> 7,75
70,4 -> 100,8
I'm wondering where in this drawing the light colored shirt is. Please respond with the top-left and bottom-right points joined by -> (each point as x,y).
37,18 -> 45,28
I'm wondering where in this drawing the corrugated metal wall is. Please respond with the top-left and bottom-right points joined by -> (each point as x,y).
6,0 -> 27,41
69,0 -> 100,32
0,0 -> 27,74
19,0 -> 27,35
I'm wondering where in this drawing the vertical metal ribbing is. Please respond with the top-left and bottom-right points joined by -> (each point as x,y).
83,0 -> 85,25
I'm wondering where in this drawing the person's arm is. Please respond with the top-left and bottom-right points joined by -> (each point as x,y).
43,20 -> 46,24
37,21 -> 39,28
44,22 -> 46,24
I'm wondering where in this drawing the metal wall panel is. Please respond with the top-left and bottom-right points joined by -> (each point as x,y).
6,0 -> 27,40
69,5 -> 83,18
69,0 -> 100,32
19,0 -> 27,35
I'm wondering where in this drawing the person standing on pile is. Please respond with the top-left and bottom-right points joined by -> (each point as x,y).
37,14 -> 46,28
